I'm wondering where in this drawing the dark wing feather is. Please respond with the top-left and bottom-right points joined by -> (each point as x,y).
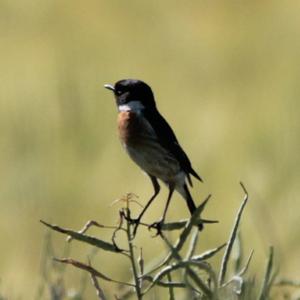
144,109 -> 203,184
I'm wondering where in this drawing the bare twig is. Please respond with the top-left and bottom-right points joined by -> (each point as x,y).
90,273 -> 107,300
233,232 -> 243,273
38,184 -> 288,300
66,220 -> 121,243
122,208 -> 143,300
167,273 -> 175,300
122,218 -> 217,233
143,276 -> 186,288
111,192 -> 143,208
145,194 -> 212,275
222,250 -> 254,287
186,227 -> 199,259
138,248 -> 144,276
192,243 -> 226,262
40,220 -> 124,253
143,259 -> 215,296
258,246 -> 274,300
174,194 -> 211,254
53,257 -> 135,287
238,249 -> 254,277
158,232 -> 215,298
159,218 -> 218,231
218,182 -> 249,286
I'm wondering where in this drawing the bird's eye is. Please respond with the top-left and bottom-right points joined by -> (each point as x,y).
116,90 -> 122,95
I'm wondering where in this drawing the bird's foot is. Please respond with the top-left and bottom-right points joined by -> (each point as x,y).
148,219 -> 164,237
127,217 -> 141,240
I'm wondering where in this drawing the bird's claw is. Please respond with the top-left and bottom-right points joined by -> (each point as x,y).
148,220 -> 163,237
198,223 -> 204,231
128,217 -> 140,225
128,218 -> 141,239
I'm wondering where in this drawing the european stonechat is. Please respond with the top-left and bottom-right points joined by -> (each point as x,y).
104,79 -> 203,236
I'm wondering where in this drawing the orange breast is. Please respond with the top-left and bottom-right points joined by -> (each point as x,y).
117,111 -> 140,145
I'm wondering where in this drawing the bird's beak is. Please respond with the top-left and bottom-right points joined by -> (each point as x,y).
104,84 -> 115,92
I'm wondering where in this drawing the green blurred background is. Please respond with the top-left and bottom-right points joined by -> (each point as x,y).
0,0 -> 299,298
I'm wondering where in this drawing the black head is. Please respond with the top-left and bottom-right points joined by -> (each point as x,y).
104,79 -> 156,110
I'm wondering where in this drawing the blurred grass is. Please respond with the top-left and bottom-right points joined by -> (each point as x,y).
0,0 -> 299,298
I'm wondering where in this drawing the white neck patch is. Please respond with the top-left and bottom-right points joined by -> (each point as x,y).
118,101 -> 145,114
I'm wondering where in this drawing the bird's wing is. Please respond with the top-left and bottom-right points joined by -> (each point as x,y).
144,109 -> 203,184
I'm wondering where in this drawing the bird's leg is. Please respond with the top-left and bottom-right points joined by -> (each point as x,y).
149,184 -> 174,236
130,176 -> 160,238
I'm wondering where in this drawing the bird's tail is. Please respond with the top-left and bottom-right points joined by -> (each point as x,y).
176,183 -> 196,215
176,183 -> 203,230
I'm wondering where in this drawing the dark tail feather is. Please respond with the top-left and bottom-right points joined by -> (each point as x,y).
190,168 -> 203,183
183,184 -> 197,215
183,184 -> 203,230
187,173 -> 193,187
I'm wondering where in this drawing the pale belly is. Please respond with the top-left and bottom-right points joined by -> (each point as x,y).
124,141 -> 183,184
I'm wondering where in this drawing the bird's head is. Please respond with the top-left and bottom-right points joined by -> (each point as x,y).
104,79 -> 156,112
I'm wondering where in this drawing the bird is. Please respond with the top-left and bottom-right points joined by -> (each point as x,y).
104,79 -> 203,236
